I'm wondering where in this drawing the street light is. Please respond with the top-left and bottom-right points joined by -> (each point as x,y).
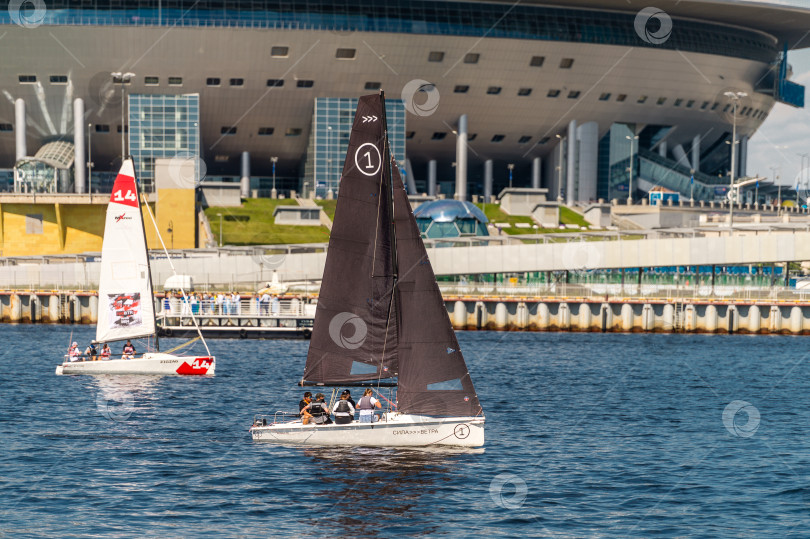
87,122 -> 94,194
724,90 -> 747,228
507,163 -> 515,189
770,165 -> 780,212
270,156 -> 278,199
797,153 -> 808,207
111,71 -> 135,160
626,134 -> 639,204
217,213 -> 223,247
555,133 -> 564,201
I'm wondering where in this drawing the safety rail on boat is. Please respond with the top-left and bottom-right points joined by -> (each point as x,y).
252,412 -> 299,427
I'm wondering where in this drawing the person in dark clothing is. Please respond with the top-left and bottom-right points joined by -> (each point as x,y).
301,393 -> 331,425
341,390 -> 356,409
332,392 -> 355,425
298,392 -> 313,423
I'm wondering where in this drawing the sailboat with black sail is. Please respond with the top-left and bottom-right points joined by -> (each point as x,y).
56,159 -> 215,376
251,92 -> 484,447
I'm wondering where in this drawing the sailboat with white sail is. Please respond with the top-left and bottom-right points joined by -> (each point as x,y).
56,159 -> 215,376
250,92 -> 484,447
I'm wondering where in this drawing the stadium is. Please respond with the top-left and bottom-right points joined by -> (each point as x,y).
0,0 -> 807,254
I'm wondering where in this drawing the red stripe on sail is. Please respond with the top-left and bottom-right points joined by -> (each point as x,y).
109,173 -> 139,208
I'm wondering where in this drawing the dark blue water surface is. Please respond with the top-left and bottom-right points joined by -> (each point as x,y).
3,326 -> 810,537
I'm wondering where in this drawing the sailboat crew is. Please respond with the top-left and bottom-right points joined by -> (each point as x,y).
356,388 -> 382,423
122,340 -> 136,360
332,393 -> 356,425
300,393 -> 331,425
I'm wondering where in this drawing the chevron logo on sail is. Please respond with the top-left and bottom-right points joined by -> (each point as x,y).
362,115 -> 378,123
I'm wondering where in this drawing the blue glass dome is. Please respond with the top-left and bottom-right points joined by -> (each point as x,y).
413,200 -> 489,238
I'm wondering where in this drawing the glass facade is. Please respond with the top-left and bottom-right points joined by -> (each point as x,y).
128,94 -> 200,191
2,2 -> 778,63
305,97 -> 405,197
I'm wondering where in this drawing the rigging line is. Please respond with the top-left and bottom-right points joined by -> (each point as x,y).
164,335 -> 200,354
140,192 -> 211,357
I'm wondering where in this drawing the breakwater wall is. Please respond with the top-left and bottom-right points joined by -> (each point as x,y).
4,291 -> 810,335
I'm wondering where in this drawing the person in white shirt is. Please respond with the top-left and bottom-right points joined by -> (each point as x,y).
67,342 -> 81,362
356,388 -> 382,423
331,393 -> 356,425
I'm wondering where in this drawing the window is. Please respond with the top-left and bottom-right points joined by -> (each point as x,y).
491,134 -> 505,142
286,128 -> 303,136
547,89 -> 561,97
50,75 -> 68,84
168,77 -> 183,86
567,90 -> 580,99
336,48 -> 356,59
616,94 -> 627,102
700,101 -> 710,110
673,99 -> 683,107
206,77 -> 221,86
25,214 -> 43,235
431,132 -> 447,140
559,58 -> 574,68
722,104 -> 730,113
656,97 -> 667,105
530,56 -> 545,67
297,80 -> 314,88
271,46 -> 289,57
364,81 -> 381,90
740,106 -> 749,115
464,53 -> 480,64
637,95 -> 648,104
686,100 -> 695,108
18,75 -> 36,83
539,136 -> 550,144
258,127 -> 274,136
267,79 -> 284,88
0,124 -> 12,132
116,125 -> 128,133
454,85 -> 470,93
221,126 -> 237,135
711,102 -> 720,111
518,135 -> 532,143
214,155 -> 230,163
598,92 -> 611,101
230,78 -> 244,86
517,88 -> 532,96
468,133 -> 478,141
406,131 -> 415,139
144,76 -> 159,85
428,51 -> 445,62
111,75 -> 130,84
95,124 -> 110,133
487,86 -> 501,95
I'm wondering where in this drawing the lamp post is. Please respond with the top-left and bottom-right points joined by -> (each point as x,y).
167,220 -> 174,250
507,163 -> 514,189
217,213 -> 223,247
87,122 -> 94,194
270,156 -> 278,199
327,125 -> 333,196
690,168 -> 694,203
556,133 -> 564,201
111,71 -> 135,160
724,90 -> 747,229
626,134 -> 639,204
797,153 -> 808,207
770,165 -> 780,212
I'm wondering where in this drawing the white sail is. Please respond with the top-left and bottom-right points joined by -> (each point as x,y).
95,159 -> 156,343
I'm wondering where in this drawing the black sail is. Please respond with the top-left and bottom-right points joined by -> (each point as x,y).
302,94 -> 398,384
390,165 -> 483,417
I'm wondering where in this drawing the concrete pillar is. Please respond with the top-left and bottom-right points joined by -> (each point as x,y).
484,159 -> 493,202
453,301 -> 467,328
538,303 -> 550,329
691,134 -> 700,172
405,158 -> 417,195
494,302 -> 508,329
673,144 -> 690,169
558,302 -> 571,329
531,157 -> 541,189
577,122 -> 598,202
455,114 -> 468,201
428,160 -> 437,196
566,119 -> 577,205
739,135 -> 748,177
240,151 -> 250,198
73,98 -> 86,194
658,141 -> 667,159
15,98 -> 26,162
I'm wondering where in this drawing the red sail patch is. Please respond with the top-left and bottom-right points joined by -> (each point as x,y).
176,357 -> 213,375
109,173 -> 139,208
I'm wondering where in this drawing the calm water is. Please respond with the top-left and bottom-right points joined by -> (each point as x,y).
2,326 -> 810,537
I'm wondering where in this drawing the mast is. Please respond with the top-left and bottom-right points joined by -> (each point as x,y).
132,158 -> 160,352
381,90 -> 399,281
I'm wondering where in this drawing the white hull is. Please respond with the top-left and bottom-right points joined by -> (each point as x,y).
250,413 -> 484,448
56,353 -> 215,376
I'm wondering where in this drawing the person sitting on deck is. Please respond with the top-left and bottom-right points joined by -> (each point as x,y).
67,342 -> 81,362
300,393 -> 331,425
85,343 -> 98,361
341,390 -> 356,409
121,340 -> 136,360
356,388 -> 382,423
100,343 -> 111,360
332,392 -> 356,425
299,392 -> 313,425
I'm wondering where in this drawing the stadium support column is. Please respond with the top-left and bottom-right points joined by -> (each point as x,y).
405,158 -> 417,194
739,135 -> 748,177
240,151 -> 250,198
577,122 -> 598,202
691,135 -> 700,172
455,114 -> 468,201
673,144 -> 690,169
484,159 -> 493,202
428,160 -> 437,196
532,157 -> 541,189
74,98 -> 86,194
566,119 -> 577,205
14,98 -> 25,162
658,141 -> 667,158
